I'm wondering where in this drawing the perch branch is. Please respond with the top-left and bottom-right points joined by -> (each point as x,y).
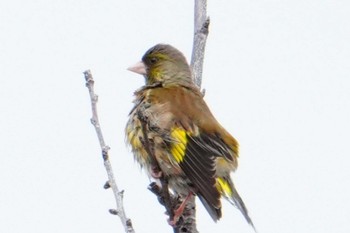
83,70 -> 135,233
170,0 -> 210,232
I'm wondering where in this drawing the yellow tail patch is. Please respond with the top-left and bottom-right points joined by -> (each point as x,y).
216,177 -> 233,197
170,127 -> 188,163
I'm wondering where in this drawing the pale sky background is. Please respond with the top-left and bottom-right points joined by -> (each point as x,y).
1,1 -> 349,233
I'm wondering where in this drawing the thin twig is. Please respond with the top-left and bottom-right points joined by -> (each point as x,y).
191,0 -> 210,89
83,70 -> 135,233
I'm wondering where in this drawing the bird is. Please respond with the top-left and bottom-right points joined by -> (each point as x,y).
125,43 -> 254,228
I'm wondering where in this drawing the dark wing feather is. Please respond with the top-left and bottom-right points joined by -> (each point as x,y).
177,133 -> 222,221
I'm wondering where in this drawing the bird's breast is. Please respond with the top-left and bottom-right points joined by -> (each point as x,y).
126,97 -> 183,177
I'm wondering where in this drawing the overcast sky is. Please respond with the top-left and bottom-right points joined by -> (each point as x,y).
1,1 -> 349,233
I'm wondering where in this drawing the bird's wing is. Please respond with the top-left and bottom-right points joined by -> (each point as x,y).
161,86 -> 238,220
169,123 -> 238,221
147,86 -> 239,220
169,126 -> 222,221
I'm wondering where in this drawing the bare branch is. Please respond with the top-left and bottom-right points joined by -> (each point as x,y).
83,70 -> 135,233
191,0 -> 210,88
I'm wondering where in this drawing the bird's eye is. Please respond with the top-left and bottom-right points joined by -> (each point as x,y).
149,57 -> 158,64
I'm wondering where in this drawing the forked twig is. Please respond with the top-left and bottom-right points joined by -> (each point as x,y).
83,70 -> 135,233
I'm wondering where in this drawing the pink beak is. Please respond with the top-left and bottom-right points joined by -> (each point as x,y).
127,61 -> 147,75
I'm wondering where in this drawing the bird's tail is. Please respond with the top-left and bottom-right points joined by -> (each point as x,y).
197,193 -> 222,222
216,177 -> 256,231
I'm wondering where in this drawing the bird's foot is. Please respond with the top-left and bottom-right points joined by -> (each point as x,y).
168,192 -> 193,226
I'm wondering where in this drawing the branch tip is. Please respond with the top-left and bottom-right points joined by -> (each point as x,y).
126,219 -> 133,228
148,182 -> 161,194
83,70 -> 94,86
83,69 -> 91,76
109,209 -> 119,215
90,118 -> 96,125
104,181 -> 111,189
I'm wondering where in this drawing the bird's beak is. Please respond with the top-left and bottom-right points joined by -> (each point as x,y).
127,61 -> 147,75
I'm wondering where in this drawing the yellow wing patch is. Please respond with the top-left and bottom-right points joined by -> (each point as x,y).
170,127 -> 188,163
216,177 -> 233,197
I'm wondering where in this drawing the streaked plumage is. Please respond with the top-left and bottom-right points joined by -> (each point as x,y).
126,44 -> 254,227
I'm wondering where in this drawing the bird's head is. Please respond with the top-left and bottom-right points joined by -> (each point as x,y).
128,44 -> 193,86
